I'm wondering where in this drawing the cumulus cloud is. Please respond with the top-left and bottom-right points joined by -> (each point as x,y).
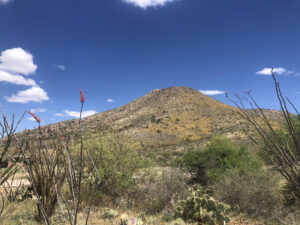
0,48 -> 37,75
5,87 -> 49,103
63,110 -> 97,118
0,0 -> 13,4
31,108 -> 46,113
122,0 -> 177,9
0,70 -> 37,86
53,64 -> 66,71
199,90 -> 225,96
0,47 -> 49,103
107,98 -> 115,103
256,67 -> 289,75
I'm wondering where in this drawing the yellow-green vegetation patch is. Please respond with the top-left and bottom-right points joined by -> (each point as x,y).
1,200 -> 38,225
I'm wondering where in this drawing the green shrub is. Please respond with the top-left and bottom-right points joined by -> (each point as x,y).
212,168 -> 282,220
168,218 -> 186,225
101,208 -> 118,219
176,185 -> 230,225
75,131 -> 150,205
176,136 -> 263,185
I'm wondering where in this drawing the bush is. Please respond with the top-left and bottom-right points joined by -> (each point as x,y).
177,136 -> 263,185
101,208 -> 118,219
132,167 -> 189,214
281,181 -> 300,209
212,168 -> 282,220
77,132 -> 150,206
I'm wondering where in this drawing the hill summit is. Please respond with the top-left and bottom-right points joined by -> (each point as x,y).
82,87 -> 245,146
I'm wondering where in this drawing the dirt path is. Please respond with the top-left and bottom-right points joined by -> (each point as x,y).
1,179 -> 30,188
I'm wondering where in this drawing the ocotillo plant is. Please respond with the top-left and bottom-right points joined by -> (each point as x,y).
54,88 -> 100,225
25,111 -> 66,222
226,69 -> 300,202
0,106 -> 25,221
2,89 -> 100,225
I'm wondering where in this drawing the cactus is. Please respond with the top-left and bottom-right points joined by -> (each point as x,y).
175,185 -> 230,225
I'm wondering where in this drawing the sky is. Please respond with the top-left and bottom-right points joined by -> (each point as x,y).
1,0 -> 300,130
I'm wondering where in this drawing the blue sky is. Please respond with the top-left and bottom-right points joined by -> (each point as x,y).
0,0 -> 300,129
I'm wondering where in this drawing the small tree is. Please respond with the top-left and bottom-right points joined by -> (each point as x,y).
227,68 -> 300,201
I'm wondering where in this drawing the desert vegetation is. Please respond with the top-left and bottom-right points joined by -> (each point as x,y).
0,73 -> 300,225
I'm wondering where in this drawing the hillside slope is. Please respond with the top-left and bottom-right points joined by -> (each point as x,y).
20,86 -> 284,148
86,87 -> 238,145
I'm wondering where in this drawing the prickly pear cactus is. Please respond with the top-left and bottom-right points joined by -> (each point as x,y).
176,185 -> 230,225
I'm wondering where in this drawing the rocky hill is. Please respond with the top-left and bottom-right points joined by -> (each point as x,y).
17,86 -> 284,149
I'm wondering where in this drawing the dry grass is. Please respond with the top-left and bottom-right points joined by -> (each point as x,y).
0,200 -> 272,225
0,200 -> 176,225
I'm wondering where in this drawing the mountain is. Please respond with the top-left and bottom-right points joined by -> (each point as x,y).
20,86 -> 284,149
85,87 -> 239,146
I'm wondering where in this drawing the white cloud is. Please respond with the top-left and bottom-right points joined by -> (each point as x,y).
0,48 -> 37,75
0,70 -> 37,86
27,117 -> 36,122
55,110 -> 97,118
107,98 -> 115,103
256,67 -> 288,75
31,108 -> 46,113
55,113 -> 66,117
0,47 -> 50,104
5,86 -> 49,103
283,70 -> 300,76
0,0 -> 13,4
53,64 -> 66,71
199,90 -> 225,96
256,67 -> 300,76
122,0 -> 177,9
63,110 -> 97,118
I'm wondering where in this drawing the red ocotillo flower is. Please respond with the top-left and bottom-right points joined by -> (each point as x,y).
28,111 -> 41,123
79,88 -> 85,103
